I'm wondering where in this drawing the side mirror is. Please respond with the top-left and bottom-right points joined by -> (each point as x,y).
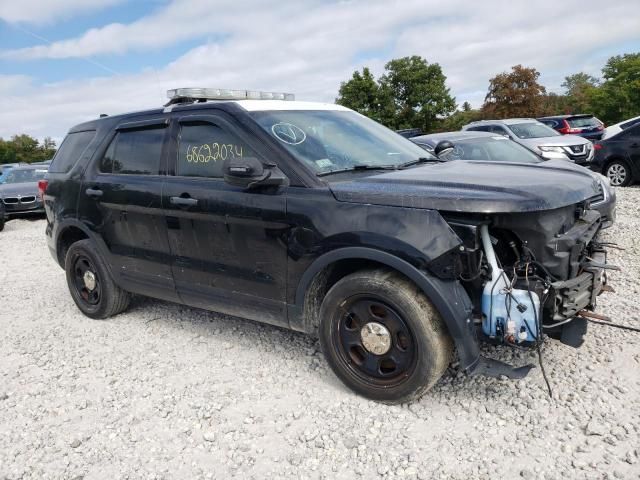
434,140 -> 455,158
223,157 -> 288,189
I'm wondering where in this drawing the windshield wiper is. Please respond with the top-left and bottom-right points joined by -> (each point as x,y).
398,157 -> 443,169
316,164 -> 398,177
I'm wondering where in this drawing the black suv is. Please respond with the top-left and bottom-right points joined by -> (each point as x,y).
44,88 -> 613,403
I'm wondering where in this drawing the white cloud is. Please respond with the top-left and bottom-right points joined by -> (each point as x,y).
0,0 -> 125,24
1,0 -> 639,141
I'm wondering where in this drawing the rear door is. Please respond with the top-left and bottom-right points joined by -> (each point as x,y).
162,112 -> 290,327
78,117 -> 179,301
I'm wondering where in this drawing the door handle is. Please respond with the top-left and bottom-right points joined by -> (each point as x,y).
170,196 -> 198,207
85,187 -> 103,198
631,143 -> 639,148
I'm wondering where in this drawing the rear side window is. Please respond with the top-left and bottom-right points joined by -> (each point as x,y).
49,130 -> 95,173
176,123 -> 257,178
100,127 -> 165,175
467,126 -> 490,132
621,118 -> 640,130
567,116 -> 600,128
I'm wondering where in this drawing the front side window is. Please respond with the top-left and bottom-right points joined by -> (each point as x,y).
176,123 -> 257,178
100,127 -> 165,175
249,110 -> 434,175
509,122 -> 560,139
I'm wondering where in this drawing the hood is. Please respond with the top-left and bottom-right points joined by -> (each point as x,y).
0,182 -> 38,197
329,161 -> 601,213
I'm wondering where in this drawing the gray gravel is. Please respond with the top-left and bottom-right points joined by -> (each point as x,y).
1,188 -> 639,480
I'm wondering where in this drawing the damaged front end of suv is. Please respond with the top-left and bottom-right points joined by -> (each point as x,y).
331,160 -> 615,379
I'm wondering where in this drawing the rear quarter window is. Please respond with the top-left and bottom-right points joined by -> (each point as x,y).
49,130 -> 96,173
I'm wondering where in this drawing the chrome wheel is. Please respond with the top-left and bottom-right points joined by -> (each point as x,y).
606,163 -> 627,186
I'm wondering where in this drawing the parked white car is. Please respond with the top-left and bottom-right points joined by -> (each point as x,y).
602,115 -> 640,140
462,118 -> 594,165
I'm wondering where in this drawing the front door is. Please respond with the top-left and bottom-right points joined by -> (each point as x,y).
78,118 -> 179,302
162,113 -> 290,327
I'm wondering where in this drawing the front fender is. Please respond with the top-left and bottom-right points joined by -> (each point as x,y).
290,246 -> 480,371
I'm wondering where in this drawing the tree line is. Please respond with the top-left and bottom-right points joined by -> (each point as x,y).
0,135 -> 57,165
336,53 -> 640,133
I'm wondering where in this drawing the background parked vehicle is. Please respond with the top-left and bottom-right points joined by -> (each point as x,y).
0,165 -> 48,216
591,122 -> 640,187
602,114 -> 640,140
0,199 -> 5,232
411,131 -> 615,227
537,114 -> 605,141
462,118 -> 594,164
0,163 -> 22,184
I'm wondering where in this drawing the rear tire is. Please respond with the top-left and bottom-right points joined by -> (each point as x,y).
605,160 -> 632,187
0,218 -> 4,232
65,239 -> 130,319
319,269 -> 453,403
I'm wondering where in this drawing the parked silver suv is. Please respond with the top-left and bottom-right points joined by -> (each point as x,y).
462,118 -> 594,164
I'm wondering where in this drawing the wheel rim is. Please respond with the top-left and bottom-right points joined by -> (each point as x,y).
607,163 -> 627,186
72,256 -> 101,306
335,296 -> 417,387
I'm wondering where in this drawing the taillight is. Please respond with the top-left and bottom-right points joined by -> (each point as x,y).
594,143 -> 603,150
559,119 -> 581,134
37,179 -> 48,202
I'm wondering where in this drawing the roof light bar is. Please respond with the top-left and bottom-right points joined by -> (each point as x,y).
167,88 -> 295,102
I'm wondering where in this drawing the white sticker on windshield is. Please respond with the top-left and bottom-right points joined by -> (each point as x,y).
315,158 -> 333,168
272,123 -> 307,145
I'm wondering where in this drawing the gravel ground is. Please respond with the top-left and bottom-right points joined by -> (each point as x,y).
1,189 -> 639,480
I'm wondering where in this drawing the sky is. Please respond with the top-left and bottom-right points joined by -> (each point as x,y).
0,0 -> 639,143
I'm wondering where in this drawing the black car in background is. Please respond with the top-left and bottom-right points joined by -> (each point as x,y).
538,114 -> 605,141
0,165 -> 48,215
411,131 -> 615,227
591,121 -> 640,186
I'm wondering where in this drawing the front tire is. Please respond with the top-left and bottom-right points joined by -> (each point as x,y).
319,269 -> 453,403
605,160 -> 632,187
65,239 -> 130,319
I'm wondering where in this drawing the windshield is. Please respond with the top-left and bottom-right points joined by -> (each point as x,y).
0,168 -> 13,184
438,137 -> 541,163
3,168 -> 47,184
249,110 -> 435,174
509,122 -> 560,139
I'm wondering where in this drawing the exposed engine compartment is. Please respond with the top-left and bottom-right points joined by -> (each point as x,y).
438,202 -> 611,348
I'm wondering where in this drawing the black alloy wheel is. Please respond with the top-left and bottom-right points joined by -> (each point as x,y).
335,296 -> 417,387
319,269 -> 453,403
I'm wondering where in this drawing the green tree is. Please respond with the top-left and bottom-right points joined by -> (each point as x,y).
379,56 -> 456,131
482,65 -> 547,118
561,72 -> 598,113
336,56 -> 456,131
539,92 -> 571,116
589,53 -> 640,124
336,67 -> 389,123
0,134 -> 56,164
437,107 -> 482,132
